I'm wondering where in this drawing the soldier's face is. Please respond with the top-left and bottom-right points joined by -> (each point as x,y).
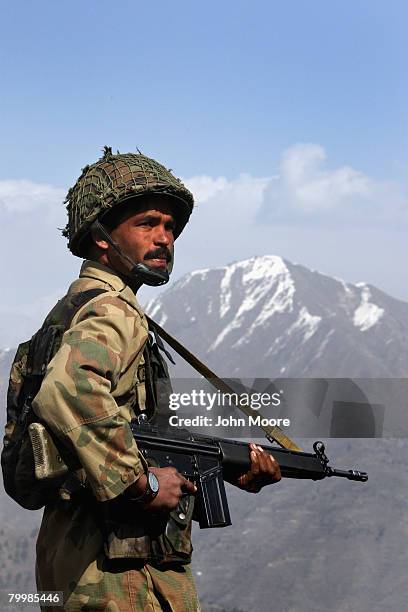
107,196 -> 176,273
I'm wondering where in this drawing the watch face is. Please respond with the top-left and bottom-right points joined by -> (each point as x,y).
148,471 -> 160,495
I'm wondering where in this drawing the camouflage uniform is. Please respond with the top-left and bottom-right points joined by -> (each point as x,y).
32,260 -> 200,611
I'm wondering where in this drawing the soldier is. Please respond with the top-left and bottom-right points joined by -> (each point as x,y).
31,147 -> 281,611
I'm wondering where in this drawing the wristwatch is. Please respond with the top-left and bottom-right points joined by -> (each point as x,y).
125,469 -> 160,504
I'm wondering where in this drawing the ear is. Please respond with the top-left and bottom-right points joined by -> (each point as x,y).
90,227 -> 109,251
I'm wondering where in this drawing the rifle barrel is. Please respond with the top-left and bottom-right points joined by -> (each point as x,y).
329,468 -> 368,482
130,422 -> 368,483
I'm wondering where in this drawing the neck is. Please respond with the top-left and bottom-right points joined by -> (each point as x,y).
95,254 -> 143,294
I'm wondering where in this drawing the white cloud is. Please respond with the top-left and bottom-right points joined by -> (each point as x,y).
182,144 -> 408,230
0,179 -> 65,213
279,144 -> 372,212
261,143 -> 408,224
165,146 -> 408,282
184,172 -> 271,209
179,172 -> 271,257
0,178 -> 78,341
182,176 -> 230,203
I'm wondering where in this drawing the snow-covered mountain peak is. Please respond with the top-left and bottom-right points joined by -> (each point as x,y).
144,254 -> 408,377
217,255 -> 295,321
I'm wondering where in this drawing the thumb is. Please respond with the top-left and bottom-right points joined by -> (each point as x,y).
182,477 -> 197,494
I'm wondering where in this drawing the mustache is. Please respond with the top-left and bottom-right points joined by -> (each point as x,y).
144,248 -> 172,263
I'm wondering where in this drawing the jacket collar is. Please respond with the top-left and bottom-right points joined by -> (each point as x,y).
79,260 -> 128,292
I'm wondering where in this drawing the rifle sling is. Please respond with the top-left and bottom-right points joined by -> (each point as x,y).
145,315 -> 302,452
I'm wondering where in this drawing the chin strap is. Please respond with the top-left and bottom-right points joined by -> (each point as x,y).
91,220 -> 169,287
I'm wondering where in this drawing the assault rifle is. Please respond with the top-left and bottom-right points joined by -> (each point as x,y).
130,420 -> 368,529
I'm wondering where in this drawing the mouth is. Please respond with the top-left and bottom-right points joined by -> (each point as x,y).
147,258 -> 168,269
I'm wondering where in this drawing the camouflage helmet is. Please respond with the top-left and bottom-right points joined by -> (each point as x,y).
62,146 -> 194,257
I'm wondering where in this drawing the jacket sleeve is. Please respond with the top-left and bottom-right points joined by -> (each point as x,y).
32,292 -> 148,502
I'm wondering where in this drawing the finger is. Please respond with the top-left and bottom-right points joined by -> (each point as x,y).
181,477 -> 197,494
266,454 -> 281,481
273,458 -> 282,481
256,446 -> 270,473
250,450 -> 260,475
254,445 -> 271,473
238,474 -> 248,487
174,470 -> 189,485
268,454 -> 281,476
260,452 -> 275,474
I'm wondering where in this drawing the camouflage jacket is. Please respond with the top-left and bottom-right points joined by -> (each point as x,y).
32,261 -> 194,603
33,260 -> 148,502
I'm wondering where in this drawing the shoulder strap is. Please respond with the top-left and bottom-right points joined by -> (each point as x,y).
145,315 -> 302,452
27,288 -> 108,379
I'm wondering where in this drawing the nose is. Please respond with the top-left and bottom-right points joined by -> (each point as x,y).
153,223 -> 173,246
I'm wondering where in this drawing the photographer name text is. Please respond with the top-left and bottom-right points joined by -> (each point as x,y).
168,414 -> 291,428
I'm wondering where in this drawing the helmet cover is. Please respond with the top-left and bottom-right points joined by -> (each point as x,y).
63,146 -> 194,257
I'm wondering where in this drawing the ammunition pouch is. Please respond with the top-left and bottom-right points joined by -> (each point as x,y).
6,422 -> 66,510
28,423 -> 194,564
101,492 -> 194,565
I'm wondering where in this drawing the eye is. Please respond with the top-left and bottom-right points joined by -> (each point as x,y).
136,218 -> 155,227
165,220 -> 176,232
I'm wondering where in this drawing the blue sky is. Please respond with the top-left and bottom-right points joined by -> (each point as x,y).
1,0 -> 407,346
1,0 -> 407,182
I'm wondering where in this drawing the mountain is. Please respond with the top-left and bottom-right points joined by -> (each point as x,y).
0,257 -> 408,610
146,255 -> 408,378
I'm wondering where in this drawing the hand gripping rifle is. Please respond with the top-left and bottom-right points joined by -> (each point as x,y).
130,419 -> 368,529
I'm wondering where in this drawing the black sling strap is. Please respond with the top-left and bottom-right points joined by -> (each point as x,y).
146,315 -> 302,452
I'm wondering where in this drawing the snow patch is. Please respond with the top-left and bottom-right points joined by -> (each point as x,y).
287,307 -> 321,343
209,318 -> 241,351
353,286 -> 384,331
189,268 -> 210,279
146,300 -> 161,318
209,256 -> 295,351
313,329 -> 335,361
296,307 -> 321,341
219,266 -> 235,318
158,313 -> 168,326
334,276 -> 351,293
265,306 -> 321,356
145,300 -> 167,326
